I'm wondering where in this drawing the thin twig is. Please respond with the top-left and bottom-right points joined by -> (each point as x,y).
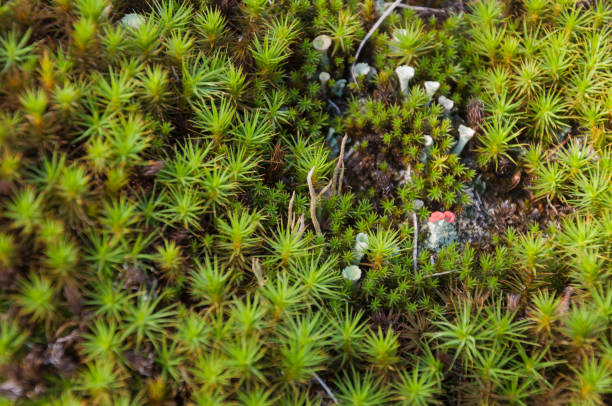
397,4 -> 451,17
338,160 -> 345,193
313,373 -> 339,404
327,98 -> 342,115
547,196 -> 559,215
306,136 -> 347,236
171,66 -> 179,82
474,189 -> 484,209
404,164 -> 413,184
251,257 -> 265,287
76,207 -> 94,226
351,0 -> 404,88
423,269 -> 457,279
317,180 -> 332,201
288,191 -> 296,231
412,211 -> 418,271
296,214 -> 306,237
307,167 -> 322,236
402,164 -> 417,271
317,134 -> 348,200
546,134 -> 572,160
330,134 -> 348,195
344,146 -> 355,160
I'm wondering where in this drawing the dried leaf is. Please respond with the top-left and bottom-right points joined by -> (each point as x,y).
556,287 -> 574,316
121,265 -> 147,290
142,160 -> 165,177
0,379 -> 24,401
63,283 -> 83,315
507,293 -> 521,313
126,351 -> 154,376
21,347 -> 45,381
507,170 -> 522,191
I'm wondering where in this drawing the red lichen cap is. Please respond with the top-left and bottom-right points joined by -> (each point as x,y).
443,211 -> 455,223
429,211 -> 455,223
429,211 -> 445,223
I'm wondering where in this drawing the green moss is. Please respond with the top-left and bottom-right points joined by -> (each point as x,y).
0,0 -> 610,404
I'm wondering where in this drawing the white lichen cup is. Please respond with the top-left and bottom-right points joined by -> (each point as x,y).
121,13 -> 145,29
352,232 -> 369,264
452,125 -> 476,155
342,265 -> 362,283
421,135 -> 434,162
352,63 -> 373,80
424,81 -> 440,100
319,71 -> 331,93
395,65 -> 415,98
438,95 -> 454,112
313,35 -> 332,67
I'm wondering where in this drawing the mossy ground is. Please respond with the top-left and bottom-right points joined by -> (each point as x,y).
0,1 -> 610,405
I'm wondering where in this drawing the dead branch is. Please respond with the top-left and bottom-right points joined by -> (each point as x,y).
307,136 -> 348,236
412,211 -> 418,271
288,191 -> 296,231
338,160 -> 345,193
546,134 -> 572,160
423,269 -> 457,279
397,4 -> 451,17
296,214 -> 306,237
327,98 -> 342,115
351,0 -> 404,88
317,179 -> 333,201
313,373 -> 339,404
307,167 -> 322,236
317,134 -> 348,200
330,134 -> 348,196
251,257 -> 265,287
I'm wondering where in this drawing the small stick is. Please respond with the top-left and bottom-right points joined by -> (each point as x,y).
251,257 -> 265,287
397,4 -> 451,17
317,134 -> 348,200
556,286 -> 574,316
313,373 -> 339,404
546,134 -> 572,160
402,164 -> 417,271
306,136 -> 347,236
171,66 -> 180,82
327,98 -> 342,115
330,134 -> 348,195
288,191 -> 296,231
547,196 -> 559,215
307,167 -> 322,236
474,189 -> 484,209
412,211 -> 418,271
296,214 -> 306,237
423,269 -> 457,279
317,180 -> 333,201
351,0 -> 404,89
338,160 -> 345,193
